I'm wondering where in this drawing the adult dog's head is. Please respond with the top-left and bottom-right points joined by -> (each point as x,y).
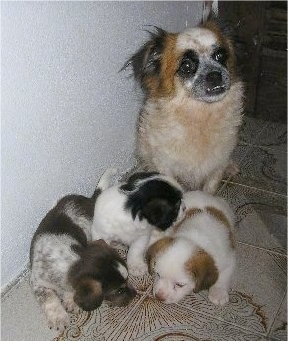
124,20 -> 237,103
146,237 -> 218,304
69,240 -> 136,310
120,172 -> 185,230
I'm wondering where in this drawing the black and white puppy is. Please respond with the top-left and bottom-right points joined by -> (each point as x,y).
30,192 -> 136,334
91,170 -> 185,276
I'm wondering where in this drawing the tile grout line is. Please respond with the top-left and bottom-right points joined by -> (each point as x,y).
1,264 -> 30,299
266,291 -> 287,338
221,179 -> 287,198
236,241 -> 287,258
175,301 -> 269,338
218,118 -> 284,195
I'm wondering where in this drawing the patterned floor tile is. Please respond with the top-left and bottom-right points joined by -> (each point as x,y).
58,290 -> 270,341
179,243 -> 286,336
230,144 -> 253,170
239,116 -> 269,145
55,290 -> 148,341
231,146 -> 287,195
269,294 -> 287,341
255,121 -> 287,154
219,183 -> 287,253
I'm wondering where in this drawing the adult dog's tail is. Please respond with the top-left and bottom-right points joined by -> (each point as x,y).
91,168 -> 118,201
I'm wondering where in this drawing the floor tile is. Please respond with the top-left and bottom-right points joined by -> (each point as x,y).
255,121 -> 287,154
56,290 -> 148,341
269,294 -> 287,341
58,291 -> 271,340
230,143 -> 253,170
231,146 -> 287,195
1,275 -> 55,341
239,116 -> 269,145
219,183 -> 287,254
179,243 -> 287,336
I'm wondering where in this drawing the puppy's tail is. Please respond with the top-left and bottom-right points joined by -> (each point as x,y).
91,168 -> 118,201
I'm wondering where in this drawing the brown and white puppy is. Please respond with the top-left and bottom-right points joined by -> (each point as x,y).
30,194 -> 136,334
124,20 -> 244,193
146,191 -> 236,305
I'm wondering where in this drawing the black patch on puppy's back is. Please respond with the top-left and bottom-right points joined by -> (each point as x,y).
29,194 -> 100,264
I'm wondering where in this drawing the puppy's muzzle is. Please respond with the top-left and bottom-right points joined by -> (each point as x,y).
205,71 -> 226,95
106,284 -> 137,307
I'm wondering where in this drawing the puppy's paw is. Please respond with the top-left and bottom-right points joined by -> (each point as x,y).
62,294 -> 80,314
128,261 -> 148,277
45,304 -> 69,333
208,287 -> 229,305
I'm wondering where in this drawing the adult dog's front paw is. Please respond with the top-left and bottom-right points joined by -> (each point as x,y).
208,286 -> 229,305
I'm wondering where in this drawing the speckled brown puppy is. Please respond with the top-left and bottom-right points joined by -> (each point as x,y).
30,192 -> 136,334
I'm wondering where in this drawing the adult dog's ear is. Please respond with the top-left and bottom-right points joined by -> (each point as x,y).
121,27 -> 167,86
186,249 -> 218,293
73,278 -> 104,311
145,237 -> 174,275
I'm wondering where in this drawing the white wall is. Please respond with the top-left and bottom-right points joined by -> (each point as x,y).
1,1 -> 203,289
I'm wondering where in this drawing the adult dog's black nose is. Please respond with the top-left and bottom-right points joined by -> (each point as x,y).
205,71 -> 225,95
206,71 -> 223,87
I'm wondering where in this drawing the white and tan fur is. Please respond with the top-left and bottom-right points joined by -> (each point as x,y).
146,191 -> 236,305
125,20 -> 244,193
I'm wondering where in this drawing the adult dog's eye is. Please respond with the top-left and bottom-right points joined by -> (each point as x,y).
178,50 -> 198,78
212,48 -> 228,65
178,59 -> 197,77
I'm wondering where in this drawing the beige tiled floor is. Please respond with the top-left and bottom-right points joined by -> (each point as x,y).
1,117 -> 287,341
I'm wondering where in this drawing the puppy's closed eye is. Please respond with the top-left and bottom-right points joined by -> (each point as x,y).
74,278 -> 103,311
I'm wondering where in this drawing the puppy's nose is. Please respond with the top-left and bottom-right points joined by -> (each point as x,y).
129,286 -> 137,298
155,292 -> 166,302
206,71 -> 223,88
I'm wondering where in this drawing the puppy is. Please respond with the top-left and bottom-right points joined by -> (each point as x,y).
91,170 -> 185,276
30,192 -> 136,333
146,191 -> 236,305
124,20 -> 244,193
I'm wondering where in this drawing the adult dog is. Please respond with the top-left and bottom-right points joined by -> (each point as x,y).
124,19 -> 243,193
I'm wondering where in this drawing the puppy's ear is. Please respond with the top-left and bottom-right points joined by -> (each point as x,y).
145,237 -> 174,275
121,27 -> 167,85
186,249 -> 218,293
74,278 -> 104,311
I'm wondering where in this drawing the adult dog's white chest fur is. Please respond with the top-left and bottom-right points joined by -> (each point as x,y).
137,83 -> 243,190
